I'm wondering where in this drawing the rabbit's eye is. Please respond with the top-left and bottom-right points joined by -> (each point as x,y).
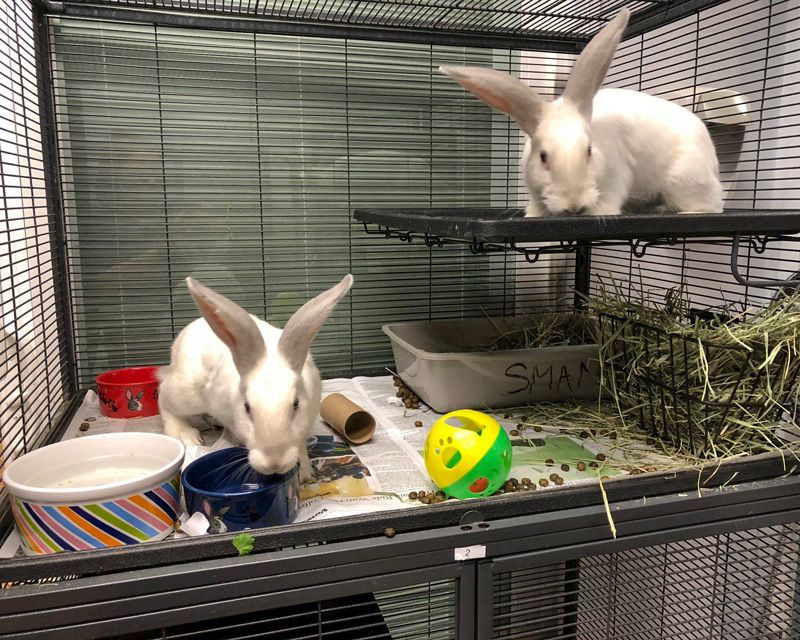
293,398 -> 300,411
244,401 -> 251,416
587,144 -> 592,158
539,150 -> 548,164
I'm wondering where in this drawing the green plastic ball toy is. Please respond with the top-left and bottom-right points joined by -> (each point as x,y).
424,410 -> 513,499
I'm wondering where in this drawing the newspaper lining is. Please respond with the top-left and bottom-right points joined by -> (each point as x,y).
3,375 -> 633,556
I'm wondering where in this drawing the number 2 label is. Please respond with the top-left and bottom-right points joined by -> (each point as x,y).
454,544 -> 486,561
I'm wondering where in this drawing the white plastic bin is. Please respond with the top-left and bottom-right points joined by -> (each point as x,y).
383,316 -> 600,413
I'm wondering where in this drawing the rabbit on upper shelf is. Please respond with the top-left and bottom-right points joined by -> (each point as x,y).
440,9 -> 724,217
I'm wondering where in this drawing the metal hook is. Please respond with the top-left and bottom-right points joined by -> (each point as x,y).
630,239 -> 648,258
730,234 -> 800,288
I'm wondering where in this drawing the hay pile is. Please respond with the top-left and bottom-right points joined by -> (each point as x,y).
589,288 -> 800,458
478,312 -> 597,351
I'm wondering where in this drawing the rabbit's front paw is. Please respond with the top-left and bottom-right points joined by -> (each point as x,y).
299,459 -> 314,484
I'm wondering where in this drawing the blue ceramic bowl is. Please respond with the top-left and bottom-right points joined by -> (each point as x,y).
182,448 -> 299,533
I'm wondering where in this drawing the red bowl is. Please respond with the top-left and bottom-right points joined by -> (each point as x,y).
95,366 -> 161,419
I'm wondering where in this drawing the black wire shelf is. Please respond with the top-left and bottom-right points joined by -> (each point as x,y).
354,207 -> 800,288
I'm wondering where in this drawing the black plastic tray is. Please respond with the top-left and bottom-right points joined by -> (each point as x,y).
354,208 -> 800,243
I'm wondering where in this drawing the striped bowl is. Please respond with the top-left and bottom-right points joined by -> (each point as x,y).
2,433 -> 184,555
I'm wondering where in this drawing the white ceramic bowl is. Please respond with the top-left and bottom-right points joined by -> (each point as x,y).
3,433 -> 185,555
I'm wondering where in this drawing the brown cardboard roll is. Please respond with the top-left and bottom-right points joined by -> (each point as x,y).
320,393 -> 376,444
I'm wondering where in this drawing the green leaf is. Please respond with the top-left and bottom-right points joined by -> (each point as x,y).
232,532 -> 255,556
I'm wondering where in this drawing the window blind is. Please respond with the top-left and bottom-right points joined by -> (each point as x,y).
50,18 -> 523,384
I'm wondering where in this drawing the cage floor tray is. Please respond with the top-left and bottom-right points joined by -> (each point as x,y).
354,208 -> 800,243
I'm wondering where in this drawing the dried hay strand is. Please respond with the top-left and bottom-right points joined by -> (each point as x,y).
587,284 -> 800,458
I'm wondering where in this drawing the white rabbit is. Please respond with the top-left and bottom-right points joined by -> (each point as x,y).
440,9 -> 723,217
158,275 -> 353,483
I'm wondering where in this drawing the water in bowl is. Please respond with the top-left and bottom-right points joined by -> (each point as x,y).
26,453 -> 166,489
196,452 -> 278,494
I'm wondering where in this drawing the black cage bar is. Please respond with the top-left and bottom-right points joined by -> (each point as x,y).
1,0 -> 800,637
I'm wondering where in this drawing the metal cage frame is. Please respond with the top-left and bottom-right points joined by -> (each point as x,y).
2,0 -> 800,637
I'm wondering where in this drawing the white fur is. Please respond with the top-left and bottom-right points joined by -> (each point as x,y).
158,276 -> 352,483
441,10 -> 723,218
522,89 -> 724,217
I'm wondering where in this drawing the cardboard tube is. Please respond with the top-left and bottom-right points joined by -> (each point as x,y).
320,393 -> 376,444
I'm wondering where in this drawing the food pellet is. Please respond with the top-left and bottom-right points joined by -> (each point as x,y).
561,463 -> 570,472
538,478 -> 549,487
601,475 -> 610,481
580,430 -> 590,439
396,391 -> 403,397
596,453 -> 606,461
549,473 -> 559,482
521,477 -> 531,486
554,477 -> 564,486
589,461 -> 598,468
610,432 -> 618,440
408,491 -> 418,500
545,459 -> 554,466
533,425 -> 542,432
414,420 -> 423,427
418,490 -> 426,498
384,527 -> 396,538
79,422 -> 90,431
510,429 -> 519,437
577,462 -> 586,471
435,490 -> 445,499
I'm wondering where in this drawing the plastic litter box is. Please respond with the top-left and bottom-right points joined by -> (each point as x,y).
383,317 -> 600,413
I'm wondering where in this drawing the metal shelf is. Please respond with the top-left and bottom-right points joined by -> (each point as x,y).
354,207 -> 800,244
354,207 -> 800,288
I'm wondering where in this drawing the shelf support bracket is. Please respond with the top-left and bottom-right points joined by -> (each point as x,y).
730,234 -> 800,289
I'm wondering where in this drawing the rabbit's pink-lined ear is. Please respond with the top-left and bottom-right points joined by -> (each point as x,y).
439,66 -> 543,135
186,277 -> 266,377
278,275 -> 353,372
563,9 -> 630,121
125,390 -> 132,399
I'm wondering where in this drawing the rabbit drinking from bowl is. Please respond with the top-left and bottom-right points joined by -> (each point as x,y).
440,9 -> 723,217
158,275 -> 353,482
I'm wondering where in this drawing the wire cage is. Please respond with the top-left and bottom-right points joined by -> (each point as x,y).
2,0 -> 800,637
597,307 -> 800,457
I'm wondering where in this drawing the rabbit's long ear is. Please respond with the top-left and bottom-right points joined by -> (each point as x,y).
278,275 -> 353,372
563,9 -> 630,120
186,277 -> 266,377
439,66 -> 543,135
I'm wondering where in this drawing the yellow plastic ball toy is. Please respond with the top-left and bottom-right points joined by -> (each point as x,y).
424,410 -> 512,499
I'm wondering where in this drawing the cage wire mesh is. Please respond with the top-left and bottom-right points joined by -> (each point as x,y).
52,0 -> 659,41
0,0 -> 72,536
49,21 -> 526,385
590,0 -> 799,313
492,523 -> 800,639
98,580 -> 456,640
